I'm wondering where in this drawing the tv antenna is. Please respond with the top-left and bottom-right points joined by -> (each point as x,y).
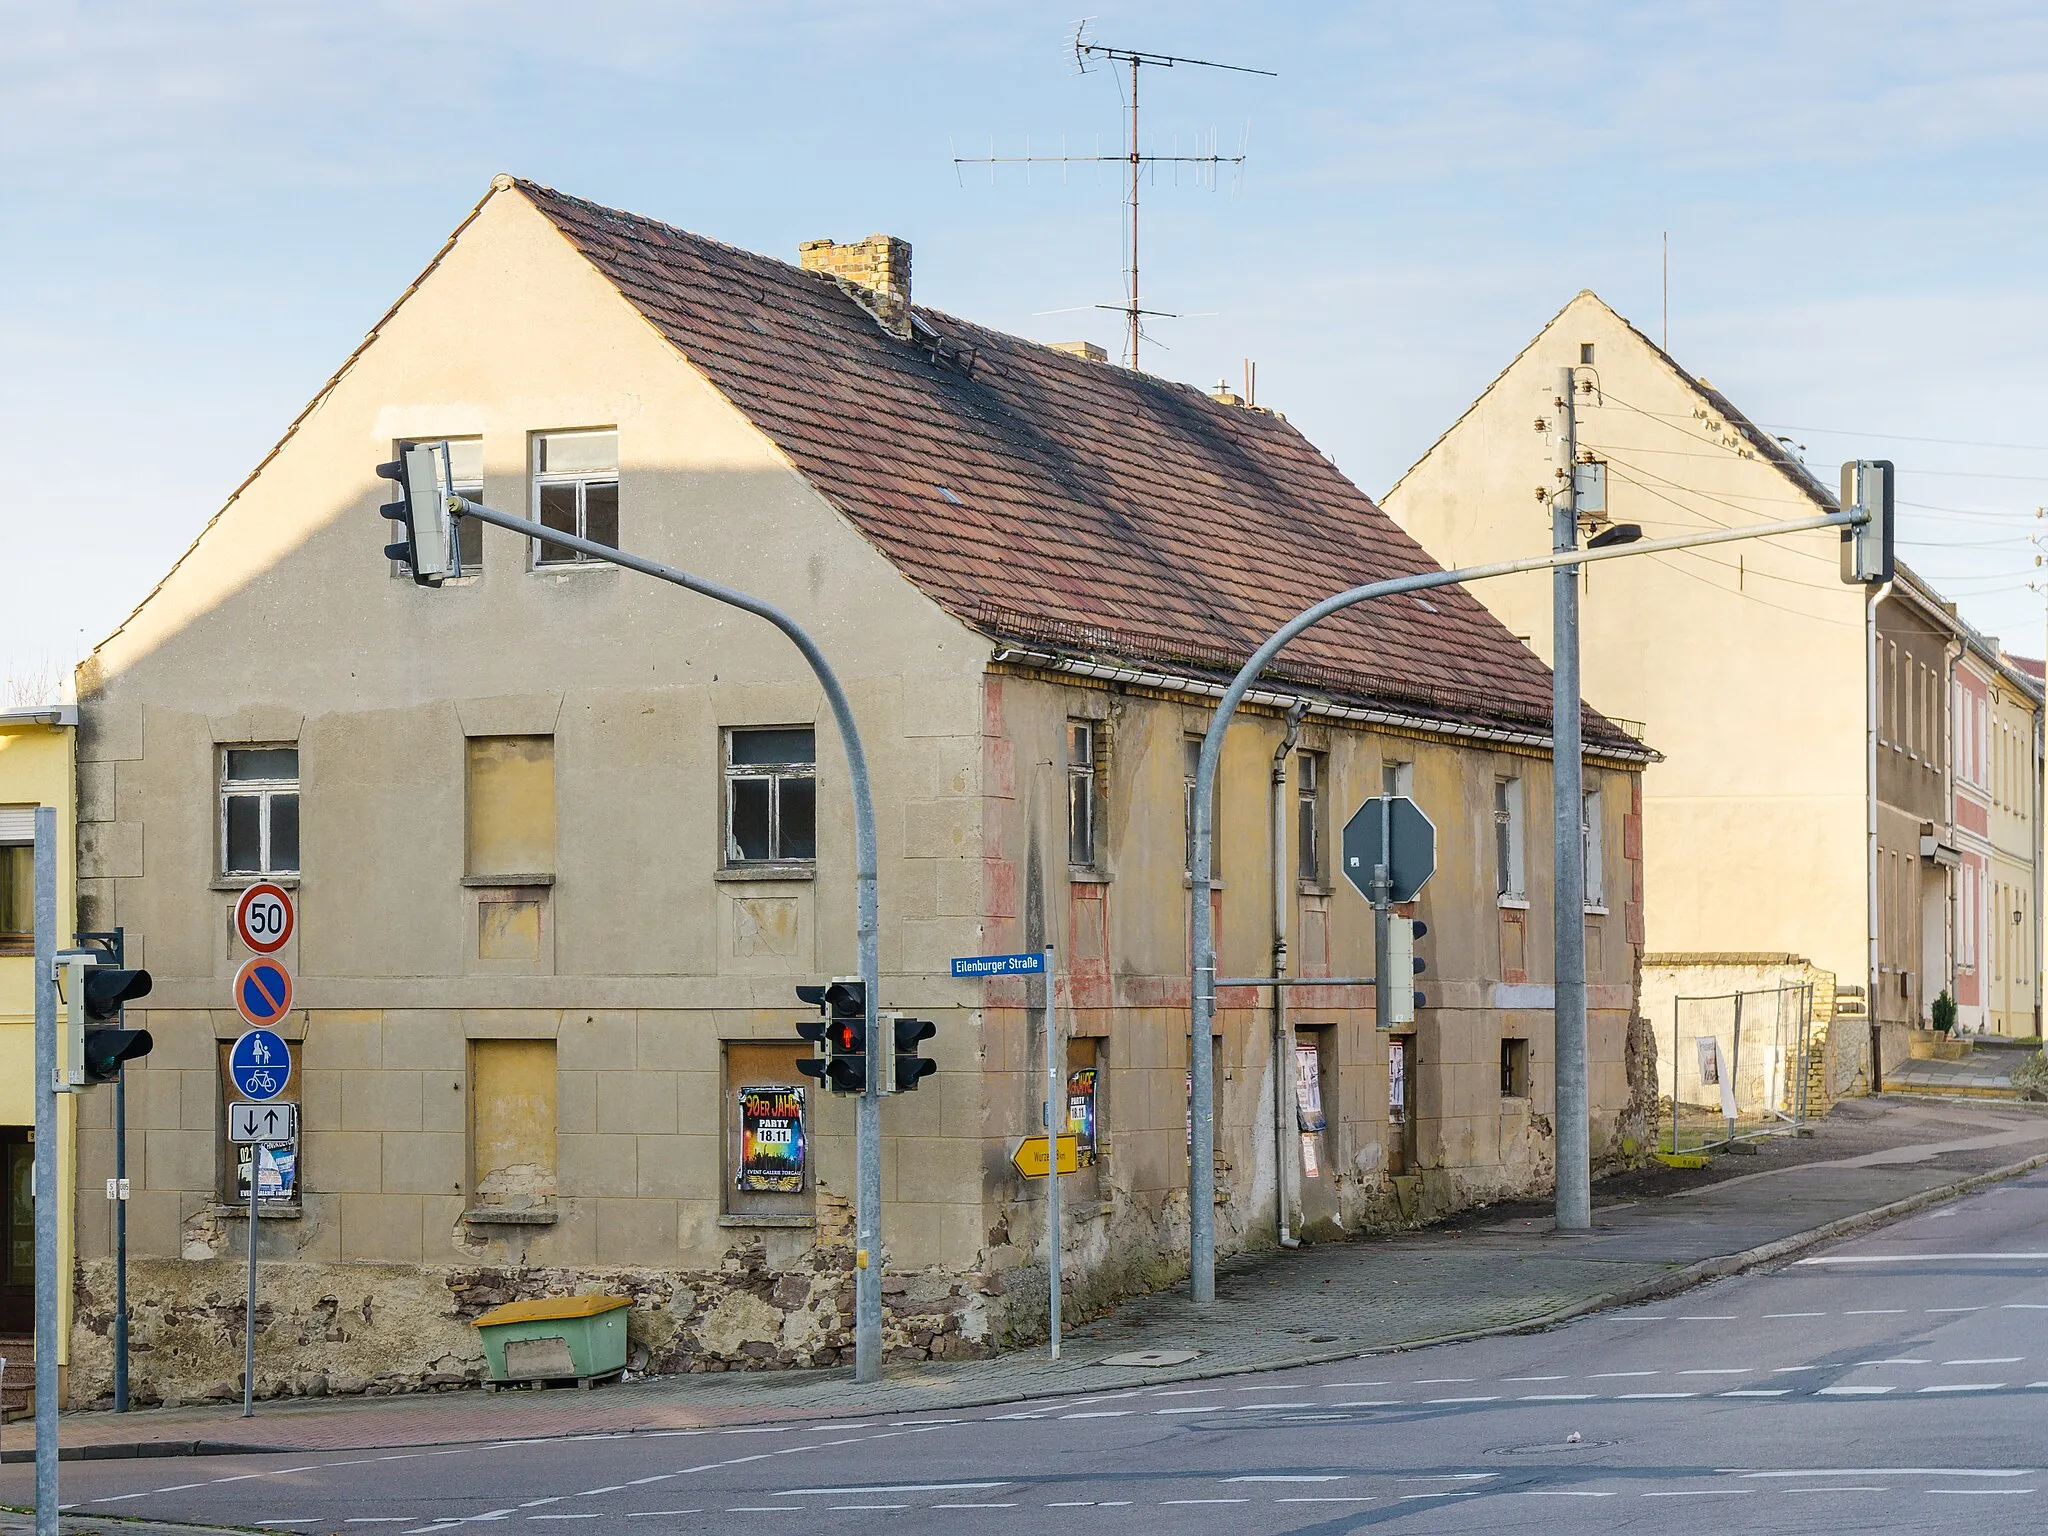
954,20 -> 1275,372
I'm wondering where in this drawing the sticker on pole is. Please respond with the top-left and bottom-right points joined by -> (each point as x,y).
229,1026 -> 291,1101
232,958 -> 295,1030
233,882 -> 295,954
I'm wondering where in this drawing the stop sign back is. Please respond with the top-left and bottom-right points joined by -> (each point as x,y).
1342,795 -> 1437,905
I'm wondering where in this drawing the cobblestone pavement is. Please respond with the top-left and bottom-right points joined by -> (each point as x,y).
16,1097 -> 2048,1460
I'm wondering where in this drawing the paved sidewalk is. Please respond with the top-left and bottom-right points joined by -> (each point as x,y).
1887,1040 -> 2035,1097
15,1096 -> 2048,1460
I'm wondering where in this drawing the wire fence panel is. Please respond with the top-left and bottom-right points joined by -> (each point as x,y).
1663,984 -> 1813,1155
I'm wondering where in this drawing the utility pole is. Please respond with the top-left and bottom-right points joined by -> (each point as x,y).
953,24 -> 1273,372
32,807 -> 59,1536
1552,367 -> 1592,1233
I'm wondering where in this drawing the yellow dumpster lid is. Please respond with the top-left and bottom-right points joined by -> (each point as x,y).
473,1294 -> 631,1328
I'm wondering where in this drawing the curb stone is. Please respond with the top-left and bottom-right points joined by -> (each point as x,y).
21,1148 -> 2048,1458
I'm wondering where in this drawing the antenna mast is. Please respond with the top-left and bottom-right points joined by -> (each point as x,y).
955,22 -> 1275,371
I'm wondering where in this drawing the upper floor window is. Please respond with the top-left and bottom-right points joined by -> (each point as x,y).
1184,737 -> 1204,875
1582,787 -> 1606,910
222,747 -> 299,876
1067,721 -> 1098,867
1494,775 -> 1525,903
0,820 -> 31,954
726,728 -> 815,865
466,736 -> 556,879
532,429 -> 619,567
392,438 -> 483,578
1297,751 -> 1324,883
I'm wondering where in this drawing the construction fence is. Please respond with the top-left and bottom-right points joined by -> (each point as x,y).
1659,983 -> 1815,1154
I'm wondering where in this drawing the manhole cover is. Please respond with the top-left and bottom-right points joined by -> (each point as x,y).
1098,1348 -> 1200,1367
1487,1440 -> 1617,1455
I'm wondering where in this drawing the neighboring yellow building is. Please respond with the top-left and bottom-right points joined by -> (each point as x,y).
1,703 -> 78,1406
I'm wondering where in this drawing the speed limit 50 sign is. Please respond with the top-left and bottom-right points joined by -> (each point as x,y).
234,882 -> 295,954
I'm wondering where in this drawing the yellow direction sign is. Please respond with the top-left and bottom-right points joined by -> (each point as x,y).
1011,1134 -> 1080,1179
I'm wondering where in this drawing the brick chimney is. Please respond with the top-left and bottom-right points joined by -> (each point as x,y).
799,234 -> 912,340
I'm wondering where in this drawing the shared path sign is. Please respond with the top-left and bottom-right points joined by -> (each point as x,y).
229,1027 -> 292,1101
950,950 -> 1047,979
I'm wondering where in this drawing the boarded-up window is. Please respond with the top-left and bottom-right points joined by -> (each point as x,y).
725,1041 -> 814,1218
467,736 -> 555,879
469,1039 -> 557,1213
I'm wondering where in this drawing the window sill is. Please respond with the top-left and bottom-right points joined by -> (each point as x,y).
1498,897 -> 1531,912
1584,905 -> 1609,917
462,1206 -> 559,1226
211,875 -> 301,892
1068,867 -> 1113,884
532,560 -> 618,575
461,873 -> 555,888
714,865 -> 816,883
717,1214 -> 816,1229
1297,881 -> 1334,898
1183,876 -> 1230,890
214,1202 -> 303,1220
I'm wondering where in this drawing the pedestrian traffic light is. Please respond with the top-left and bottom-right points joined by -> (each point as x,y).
877,1015 -> 937,1094
377,441 -> 457,586
1839,459 -> 1894,585
794,978 -> 868,1094
57,953 -> 153,1089
1386,916 -> 1426,1026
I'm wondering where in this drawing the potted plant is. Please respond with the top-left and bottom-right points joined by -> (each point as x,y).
1931,989 -> 1958,1035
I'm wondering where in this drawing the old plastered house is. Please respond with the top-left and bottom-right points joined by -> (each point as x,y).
69,178 -> 1650,1404
1383,291 -> 2043,1107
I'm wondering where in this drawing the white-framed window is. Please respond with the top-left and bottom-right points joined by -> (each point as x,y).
1184,737 -> 1203,875
725,727 -> 816,865
1381,759 -> 1414,798
1582,787 -> 1605,910
221,747 -> 299,876
532,429 -> 619,567
391,437 -> 484,578
1297,751 -> 1325,883
1067,720 -> 1098,868
1494,776 -> 1525,904
0,815 -> 32,954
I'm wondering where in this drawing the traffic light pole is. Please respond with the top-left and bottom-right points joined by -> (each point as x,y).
32,808 -> 59,1536
442,499 -> 886,1384
1185,505 -> 1866,1302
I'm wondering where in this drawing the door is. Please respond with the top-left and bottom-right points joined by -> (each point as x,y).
1,1129 -> 31,1334
1295,1030 -> 1339,1227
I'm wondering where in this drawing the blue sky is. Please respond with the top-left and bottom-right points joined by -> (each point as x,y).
7,0 -> 2048,692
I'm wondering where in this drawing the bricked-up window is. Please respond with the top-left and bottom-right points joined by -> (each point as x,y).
1067,721 -> 1097,866
1494,775 -> 1525,903
1297,752 -> 1323,883
726,728 -> 816,865
531,429 -> 618,567
1582,787 -> 1605,910
221,747 -> 299,877
469,1039 -> 557,1216
466,736 -> 556,880
216,1038 -> 302,1206
392,437 -> 483,578
1501,1037 -> 1530,1098
725,1041 -> 814,1218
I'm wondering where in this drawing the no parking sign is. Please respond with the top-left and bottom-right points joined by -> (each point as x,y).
232,956 -> 294,1030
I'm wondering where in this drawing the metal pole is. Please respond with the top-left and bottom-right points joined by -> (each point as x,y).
1671,997 -> 1680,1155
1372,792 -> 1393,1032
446,496 -> 885,1384
1127,54 -> 1140,370
1185,504 -> 1866,1299
242,1144 -> 257,1417
1552,365 -> 1591,1233
32,806 -> 59,1536
1727,992 -> 1744,1143
1867,580 -> 1891,1094
1044,947 -> 1061,1360
114,1067 -> 128,1412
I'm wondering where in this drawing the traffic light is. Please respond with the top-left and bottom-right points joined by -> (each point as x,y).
1839,459 -> 1895,585
794,978 -> 868,1094
377,441 -> 457,586
878,1015 -> 937,1094
1386,916 -> 1426,1025
58,954 -> 153,1089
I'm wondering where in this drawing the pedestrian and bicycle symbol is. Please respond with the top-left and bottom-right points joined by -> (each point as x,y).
232,956 -> 294,1028
229,1026 -> 292,1101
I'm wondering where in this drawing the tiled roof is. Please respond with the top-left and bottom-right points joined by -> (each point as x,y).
518,180 -> 1634,751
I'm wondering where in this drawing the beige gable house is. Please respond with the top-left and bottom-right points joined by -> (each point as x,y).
69,182 -> 1651,1405
1384,290 -> 2036,1102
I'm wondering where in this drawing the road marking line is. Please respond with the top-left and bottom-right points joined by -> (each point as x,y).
1720,1390 -> 1790,1397
1763,1313 -> 1825,1319
1321,1381 -> 1390,1387
1416,1377 -> 1476,1383
1771,1367 -> 1818,1373
1926,1489 -> 2035,1495
1927,1306 -> 1987,1313
527,1516 -> 600,1521
1817,1386 -> 1894,1395
1278,1496 -> 1374,1503
1282,1414 -> 1350,1421
1680,1369 -> 1751,1375
829,1507 -> 908,1512
1845,1309 -> 1909,1314
1047,1502 -> 1098,1507
1426,1396 -> 1500,1403
574,1487 -> 626,1497
1234,1402 -> 1317,1410
1591,1370 -> 1658,1378
1641,1490 -> 1755,1497
1519,1394 -> 1595,1401
624,1514 -> 703,1519
1619,1392 -> 1697,1399
1238,1384 -> 1307,1391
1802,1254 -> 2048,1264
1780,1486 -> 1887,1493
1944,1358 -> 2023,1365
256,1521 -> 323,1525
1060,1410 -> 1134,1418
1156,1406 -> 1223,1414
1332,1400 -> 1402,1407
1517,1490 -> 1615,1497
1153,1387 -> 1221,1395
2002,1303 -> 2048,1309
1400,1491 -> 1481,1499
725,1508 -> 802,1513
1856,1358 -> 1929,1365
1226,1475 -> 1347,1483
1741,1468 -> 2032,1477
776,1483 -> 1009,1496
1678,1315 -> 1736,1321
1159,1499 -> 1248,1505
1918,1383 -> 2005,1392
1503,1375 -> 1568,1382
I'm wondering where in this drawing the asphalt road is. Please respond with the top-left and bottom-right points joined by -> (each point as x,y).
11,1171 -> 2048,1534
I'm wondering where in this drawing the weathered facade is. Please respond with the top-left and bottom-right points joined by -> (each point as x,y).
1950,628 -> 2043,1036
69,180 -> 1649,1406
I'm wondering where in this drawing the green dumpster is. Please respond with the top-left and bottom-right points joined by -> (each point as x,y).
474,1295 -> 631,1390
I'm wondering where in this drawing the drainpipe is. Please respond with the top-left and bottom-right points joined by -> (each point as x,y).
1867,581 -> 1892,1091
1272,701 -> 1307,1248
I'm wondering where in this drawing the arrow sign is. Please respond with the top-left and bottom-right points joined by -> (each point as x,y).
1341,795 -> 1437,905
228,1100 -> 298,1145
1010,1134 -> 1080,1180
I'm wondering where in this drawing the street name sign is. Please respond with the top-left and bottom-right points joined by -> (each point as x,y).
229,1027 -> 291,1101
951,951 -> 1047,978
229,1101 -> 298,1145
233,882 -> 295,954
232,956 -> 294,1028
1010,1133 -> 1080,1179
1341,795 -> 1437,905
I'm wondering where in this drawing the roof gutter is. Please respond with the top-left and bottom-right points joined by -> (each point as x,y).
989,645 -> 1657,767
0,705 -> 77,727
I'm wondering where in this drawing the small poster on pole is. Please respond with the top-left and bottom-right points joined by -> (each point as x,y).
737,1086 -> 806,1193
